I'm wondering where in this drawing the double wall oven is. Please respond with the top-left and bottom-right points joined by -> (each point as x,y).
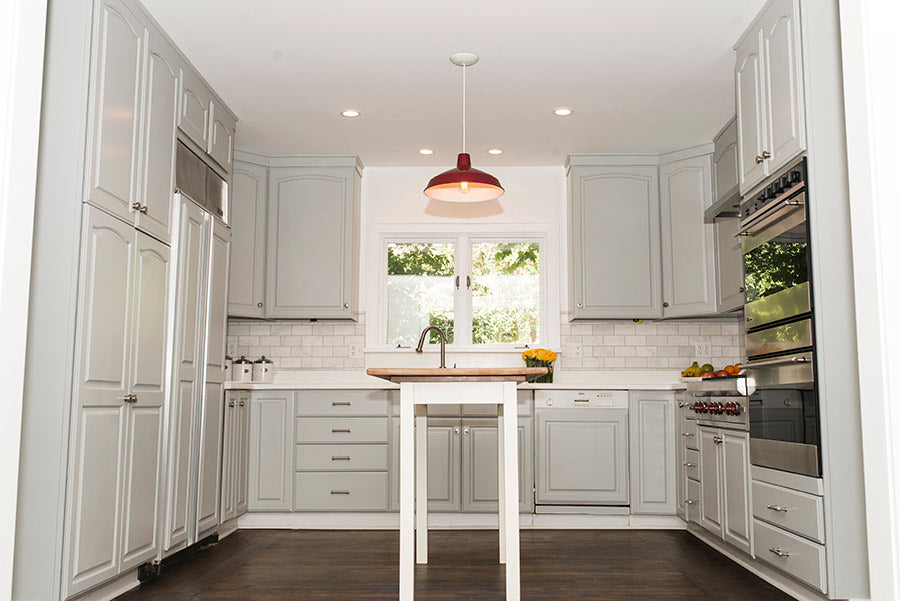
739,157 -> 821,478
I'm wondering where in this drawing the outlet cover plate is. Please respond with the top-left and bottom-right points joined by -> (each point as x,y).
565,343 -> 583,359
227,340 -> 238,357
349,343 -> 363,359
695,342 -> 712,358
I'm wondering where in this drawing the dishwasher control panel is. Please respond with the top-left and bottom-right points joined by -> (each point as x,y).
534,390 -> 628,409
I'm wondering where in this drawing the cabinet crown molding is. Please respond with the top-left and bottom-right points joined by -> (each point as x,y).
234,150 -> 364,173
565,154 -> 660,170
659,143 -> 715,165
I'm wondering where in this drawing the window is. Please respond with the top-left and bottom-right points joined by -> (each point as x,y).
381,233 -> 547,348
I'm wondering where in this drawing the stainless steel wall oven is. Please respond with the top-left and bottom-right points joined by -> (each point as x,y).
740,157 -> 821,477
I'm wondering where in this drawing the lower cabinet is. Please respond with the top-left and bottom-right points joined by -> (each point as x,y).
248,391 -> 294,511
698,426 -> 752,554
629,392 -> 676,514
389,417 -> 534,513
220,391 -> 250,522
535,408 -> 629,505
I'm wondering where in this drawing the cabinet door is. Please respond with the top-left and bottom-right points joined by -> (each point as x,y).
426,419 -> 462,512
195,381 -> 223,535
208,103 -> 235,171
629,392 -> 676,515
761,0 -> 806,172
248,392 -> 293,510
722,431 -> 752,553
136,31 -> 179,244
84,0 -> 145,222
266,166 -> 358,318
119,232 -> 170,570
660,155 -> 717,317
163,200 -> 206,552
461,419 -> 533,513
236,393 -> 251,515
675,400 -> 687,519
65,208 -> 134,596
698,427 -> 723,537
228,161 -> 267,317
736,30 -> 767,194
535,409 -> 629,504
219,393 -> 236,523
569,165 -> 662,319
715,217 -> 745,313
205,220 -> 231,381
178,68 -> 212,149
713,119 -> 739,204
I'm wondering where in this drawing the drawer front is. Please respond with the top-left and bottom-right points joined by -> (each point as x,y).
293,472 -> 389,511
296,391 -> 389,416
685,477 -> 701,524
752,480 -> 825,543
296,417 -> 389,443
753,519 -> 827,593
681,413 -> 699,450
684,448 -> 700,481
295,444 -> 389,471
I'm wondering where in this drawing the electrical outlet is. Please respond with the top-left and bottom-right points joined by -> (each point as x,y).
565,343 -> 583,359
227,340 -> 238,357
349,343 -> 363,359
695,342 -> 712,359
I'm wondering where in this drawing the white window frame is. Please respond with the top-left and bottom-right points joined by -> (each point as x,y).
366,222 -> 560,352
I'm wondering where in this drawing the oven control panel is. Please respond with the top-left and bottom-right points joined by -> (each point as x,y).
689,400 -> 744,416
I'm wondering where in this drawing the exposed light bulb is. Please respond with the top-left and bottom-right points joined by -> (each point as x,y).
459,181 -> 470,194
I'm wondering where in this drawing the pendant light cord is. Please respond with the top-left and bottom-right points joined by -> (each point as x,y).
462,63 -> 466,153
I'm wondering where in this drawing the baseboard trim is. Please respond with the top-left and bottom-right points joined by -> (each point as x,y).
686,524 -> 841,601
237,512 -> 687,531
68,570 -> 139,601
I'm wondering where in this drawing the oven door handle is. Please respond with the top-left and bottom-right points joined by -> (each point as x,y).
742,355 -> 810,370
736,192 -> 806,238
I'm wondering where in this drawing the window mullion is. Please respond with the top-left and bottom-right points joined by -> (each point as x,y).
458,234 -> 472,347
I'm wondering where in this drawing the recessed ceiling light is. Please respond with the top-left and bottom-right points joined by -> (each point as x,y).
553,107 -> 573,116
487,148 -> 503,155
341,109 -> 360,118
419,148 -> 434,155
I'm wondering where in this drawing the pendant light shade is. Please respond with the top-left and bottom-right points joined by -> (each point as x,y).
424,53 -> 504,203
424,153 -> 504,202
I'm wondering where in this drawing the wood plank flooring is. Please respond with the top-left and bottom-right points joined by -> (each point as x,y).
119,530 -> 794,601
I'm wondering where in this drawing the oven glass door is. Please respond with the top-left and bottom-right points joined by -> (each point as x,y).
748,385 -> 821,477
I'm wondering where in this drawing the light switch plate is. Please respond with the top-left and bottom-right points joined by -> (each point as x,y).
694,342 -> 711,358
565,343 -> 583,359
349,343 -> 363,359
227,340 -> 238,357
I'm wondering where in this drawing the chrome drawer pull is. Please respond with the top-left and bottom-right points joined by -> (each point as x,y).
332,428 -> 351,433
768,547 -> 791,558
683,462 -> 696,468
684,499 -> 697,505
713,436 -> 724,444
331,456 -> 351,461
330,490 -> 351,495
332,401 -> 352,406
681,432 -> 694,437
766,504 -> 793,513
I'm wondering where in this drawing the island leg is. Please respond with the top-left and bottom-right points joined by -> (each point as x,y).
415,404 -> 428,563
400,383 -> 414,601
497,406 -> 506,564
502,382 -> 520,600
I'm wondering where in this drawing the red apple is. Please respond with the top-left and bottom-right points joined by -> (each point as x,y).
715,370 -> 729,377
701,371 -> 715,378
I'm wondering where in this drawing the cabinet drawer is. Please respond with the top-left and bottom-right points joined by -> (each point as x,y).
296,417 -> 389,443
293,472 -> 388,511
296,391 -> 389,417
684,449 -> 700,481
680,414 -> 699,450
753,519 -> 827,593
295,444 -> 389,471
752,480 -> 825,543
685,478 -> 701,524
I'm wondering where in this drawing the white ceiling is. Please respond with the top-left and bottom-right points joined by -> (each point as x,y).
143,0 -> 765,166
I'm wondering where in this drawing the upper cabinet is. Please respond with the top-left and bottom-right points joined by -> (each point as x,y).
178,68 -> 212,151
567,159 -> 662,319
208,104 -> 236,172
228,160 -> 267,317
713,119 -> 739,206
266,163 -> 361,319
735,0 -> 805,194
659,152 -> 717,317
715,217 -> 745,314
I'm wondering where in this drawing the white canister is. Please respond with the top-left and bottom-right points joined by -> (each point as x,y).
224,355 -> 233,381
233,356 -> 253,383
252,355 -> 274,383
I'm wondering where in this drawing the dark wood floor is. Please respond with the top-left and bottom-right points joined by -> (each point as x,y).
119,529 -> 793,601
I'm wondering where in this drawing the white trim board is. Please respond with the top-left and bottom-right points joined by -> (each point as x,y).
237,512 -> 685,531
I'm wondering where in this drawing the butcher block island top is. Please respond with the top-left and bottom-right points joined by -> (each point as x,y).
365,367 -> 548,383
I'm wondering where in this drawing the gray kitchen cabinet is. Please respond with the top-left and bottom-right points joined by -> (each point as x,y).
228,160 -> 267,317
713,118 -> 740,207
698,425 -> 752,554
461,418 -> 533,513
659,153 -> 717,317
178,67 -> 212,151
135,28 -> 180,244
248,392 -> 294,511
265,163 -> 361,319
715,217 -> 745,313
736,0 -> 805,194
64,207 -> 170,597
221,391 -> 250,522
83,0 -> 145,224
629,392 -> 676,515
235,391 -> 250,514
423,419 -> 461,512
566,158 -> 662,319
208,103 -> 236,172
535,408 -> 629,505
675,398 -> 687,520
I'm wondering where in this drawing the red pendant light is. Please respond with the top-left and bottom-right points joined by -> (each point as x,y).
424,53 -> 504,203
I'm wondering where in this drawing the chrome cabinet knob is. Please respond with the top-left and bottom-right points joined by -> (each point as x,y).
663,301 -> 669,307
257,302 -> 263,308
344,302 -> 350,308
576,302 -> 583,308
